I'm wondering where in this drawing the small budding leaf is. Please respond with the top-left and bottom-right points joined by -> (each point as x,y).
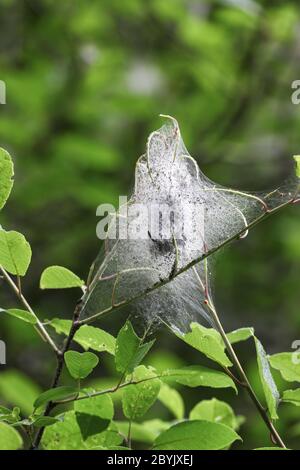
153,420 -> 241,450
178,323 -> 232,368
0,229 -> 31,276
40,266 -> 84,289
0,308 -> 37,325
0,148 -> 14,211
255,338 -> 279,420
115,320 -> 155,374
64,351 -> 99,380
122,366 -> 161,420
294,155 -> 300,178
0,406 -> 20,425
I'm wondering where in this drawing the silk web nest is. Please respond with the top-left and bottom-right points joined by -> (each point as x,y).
81,116 -> 299,333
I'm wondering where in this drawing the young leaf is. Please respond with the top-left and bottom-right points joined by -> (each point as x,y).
34,386 -> 79,409
0,308 -> 37,325
227,327 -> 254,345
0,148 -> 14,210
64,351 -> 99,380
269,352 -> 300,382
42,411 -> 122,450
189,398 -> 238,429
122,366 -> 161,420
40,266 -> 84,289
158,383 -> 184,420
0,406 -> 20,424
282,389 -> 300,406
115,321 -> 155,374
0,422 -> 23,450
153,420 -> 241,450
178,323 -> 232,367
74,392 -> 114,439
294,155 -> 300,178
0,406 -> 13,420
50,318 -> 115,355
0,229 -> 31,276
162,365 -> 237,392
255,338 -> 279,420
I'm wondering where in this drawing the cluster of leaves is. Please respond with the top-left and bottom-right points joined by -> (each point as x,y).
1,302 -> 300,450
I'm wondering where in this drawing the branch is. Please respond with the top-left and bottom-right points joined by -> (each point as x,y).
54,374 -> 164,405
30,300 -> 82,449
79,193 -> 298,325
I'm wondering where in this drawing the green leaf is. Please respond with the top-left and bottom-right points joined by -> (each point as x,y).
0,370 -> 41,414
115,321 -> 155,374
64,351 -> 99,380
75,413 -> 110,440
153,420 -> 241,450
34,386 -> 79,409
269,352 -> 300,382
50,318 -> 115,355
31,416 -> 60,428
40,266 -> 84,289
294,155 -> 300,178
122,366 -> 161,420
74,391 -> 114,418
0,148 -> 14,210
162,365 -> 237,392
255,338 -> 279,420
116,420 -> 170,444
74,392 -> 114,440
158,383 -> 184,420
0,308 -> 37,324
0,422 -> 22,450
227,327 -> 254,345
178,323 -> 232,367
189,398 -> 237,429
0,229 -> 31,276
0,406 -> 13,421
282,389 -> 300,406
42,411 -> 122,450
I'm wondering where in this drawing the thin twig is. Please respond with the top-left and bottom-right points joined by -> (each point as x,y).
30,300 -> 83,449
205,300 -> 286,449
0,266 -> 60,355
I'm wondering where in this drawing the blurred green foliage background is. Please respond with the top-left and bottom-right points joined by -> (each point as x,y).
0,0 -> 299,449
